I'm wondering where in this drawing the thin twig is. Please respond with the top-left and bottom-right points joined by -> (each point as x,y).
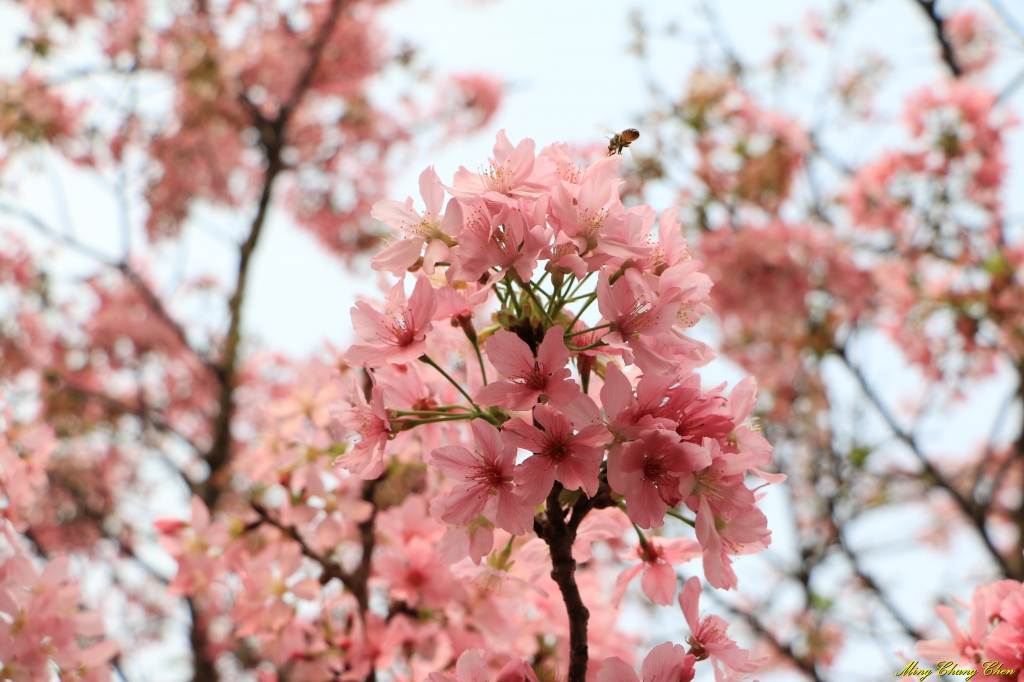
835,346 -> 1012,577
911,0 -> 961,77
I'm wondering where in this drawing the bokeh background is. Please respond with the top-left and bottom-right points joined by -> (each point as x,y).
5,0 -> 1024,680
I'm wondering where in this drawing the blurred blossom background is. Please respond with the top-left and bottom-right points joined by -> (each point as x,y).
4,0 -> 1024,680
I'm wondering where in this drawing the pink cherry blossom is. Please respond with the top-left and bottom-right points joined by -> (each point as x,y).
597,643 -> 696,682
475,326 -> 580,410
916,587 -> 991,664
345,276 -> 436,367
428,649 -> 540,682
447,200 -> 549,285
451,130 -> 554,203
334,383 -> 392,479
429,419 -> 535,535
503,404 -> 610,503
371,167 -> 463,276
609,429 -> 711,529
680,577 -> 766,680
611,537 -> 702,606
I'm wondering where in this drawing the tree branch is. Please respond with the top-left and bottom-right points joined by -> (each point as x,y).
537,483 -> 590,682
705,590 -> 824,682
200,0 -> 349,508
835,346 -> 1013,577
911,0 -> 962,77
251,503 -> 354,587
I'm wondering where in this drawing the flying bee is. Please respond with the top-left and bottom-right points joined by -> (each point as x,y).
606,128 -> 640,156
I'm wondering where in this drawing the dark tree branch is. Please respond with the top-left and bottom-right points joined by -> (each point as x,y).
188,597 -> 218,682
835,346 -> 1014,578
912,0 -> 962,77
188,5 -> 352,678
0,202 -> 217,376
536,483 -> 590,682
200,0 -> 349,508
705,590 -> 825,682
251,503 -> 353,587
250,476 -> 381,682
836,530 -> 926,642
1008,362 -> 1024,577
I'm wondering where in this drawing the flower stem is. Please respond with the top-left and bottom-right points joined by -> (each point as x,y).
568,293 -> 597,330
397,415 -> 474,426
419,355 -> 479,409
666,508 -> 696,527
470,335 -> 488,386
520,279 -> 556,326
564,323 -> 610,339
631,522 -> 651,552
567,339 -> 607,353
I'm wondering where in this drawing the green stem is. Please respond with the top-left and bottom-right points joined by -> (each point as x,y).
419,355 -> 479,409
568,293 -> 598,331
666,508 -> 696,527
393,409 -> 468,417
564,323 -> 610,339
502,277 -> 522,317
470,335 -> 488,386
567,339 -> 607,353
567,272 -> 594,299
534,270 -> 550,294
397,415 -> 475,426
631,522 -> 651,552
520,280 -> 555,326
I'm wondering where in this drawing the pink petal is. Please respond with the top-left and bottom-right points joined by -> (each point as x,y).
514,455 -> 557,506
371,197 -> 420,232
495,486 -> 535,535
537,325 -> 570,371
640,561 -> 678,605
660,538 -> 702,564
443,483 -> 490,525
475,381 -> 542,411
430,445 -> 479,481
596,657 -> 641,682
612,563 -> 645,607
679,576 -> 702,632
371,238 -> 423,275
419,166 -> 445,217
641,642 -> 691,682
456,650 -> 490,682
471,418 -> 508,466
607,445 -> 643,496
553,447 -> 602,498
484,330 -> 536,379
626,482 -> 668,529
544,372 -> 581,407
408,276 -> 437,331
502,417 -> 547,452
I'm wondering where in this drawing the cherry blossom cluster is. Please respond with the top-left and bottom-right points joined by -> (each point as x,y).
634,6 -> 1024,676
0,0 -> 501,256
323,130 -> 781,680
914,579 -> 1024,676
0,524 -> 118,681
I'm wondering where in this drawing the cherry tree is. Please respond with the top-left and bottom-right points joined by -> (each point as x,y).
0,0 -> 522,677
0,0 -> 784,673
621,0 -> 1024,678
1,112 -> 783,682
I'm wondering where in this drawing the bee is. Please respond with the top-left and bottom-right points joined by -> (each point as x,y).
606,128 -> 640,156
